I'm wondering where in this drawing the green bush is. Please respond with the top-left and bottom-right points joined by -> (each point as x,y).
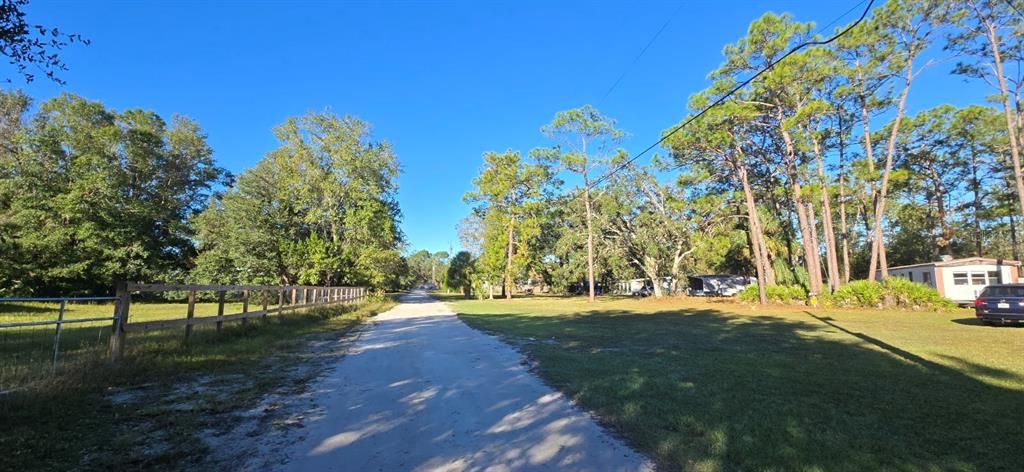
825,280 -> 885,307
738,284 -> 808,304
739,278 -> 953,310
823,278 -> 954,310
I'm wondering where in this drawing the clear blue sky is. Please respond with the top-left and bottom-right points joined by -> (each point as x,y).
11,1 -> 989,254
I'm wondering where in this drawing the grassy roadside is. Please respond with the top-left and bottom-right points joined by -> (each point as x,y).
0,296 -> 398,472
451,295 -> 1024,471
1,301 -> 254,390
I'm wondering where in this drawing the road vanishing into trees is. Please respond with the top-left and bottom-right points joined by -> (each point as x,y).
276,292 -> 651,472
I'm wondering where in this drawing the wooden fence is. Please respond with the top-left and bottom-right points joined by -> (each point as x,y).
110,282 -> 367,360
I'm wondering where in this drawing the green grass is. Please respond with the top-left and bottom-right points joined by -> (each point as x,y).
0,299 -> 308,389
0,297 -> 397,471
451,296 -> 1024,471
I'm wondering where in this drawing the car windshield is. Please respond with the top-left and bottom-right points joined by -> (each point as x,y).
982,286 -> 1024,297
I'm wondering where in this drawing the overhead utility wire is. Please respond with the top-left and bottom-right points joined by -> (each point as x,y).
1003,0 -> 1024,18
599,1 -> 686,103
584,0 -> 876,193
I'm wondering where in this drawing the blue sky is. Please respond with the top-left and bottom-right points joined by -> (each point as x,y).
10,0 -> 990,254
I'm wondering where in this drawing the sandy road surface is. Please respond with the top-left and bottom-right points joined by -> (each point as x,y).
277,292 -> 652,472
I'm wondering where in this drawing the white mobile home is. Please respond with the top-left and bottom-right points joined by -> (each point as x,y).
878,257 -> 1020,304
614,277 -> 676,295
615,278 -> 647,295
687,275 -> 754,297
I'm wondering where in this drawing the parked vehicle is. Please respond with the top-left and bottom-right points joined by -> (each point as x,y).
568,282 -> 606,296
974,284 -> 1024,325
632,283 -> 653,297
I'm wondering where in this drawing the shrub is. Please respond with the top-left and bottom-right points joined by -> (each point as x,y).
823,278 -> 954,310
825,280 -> 885,307
739,278 -> 953,310
737,284 -> 808,304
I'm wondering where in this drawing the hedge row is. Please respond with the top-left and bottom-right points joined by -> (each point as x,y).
737,277 -> 955,310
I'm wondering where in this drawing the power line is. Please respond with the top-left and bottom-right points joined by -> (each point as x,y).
999,0 -> 1024,18
598,1 -> 685,103
815,0 -> 870,37
585,0 -> 876,193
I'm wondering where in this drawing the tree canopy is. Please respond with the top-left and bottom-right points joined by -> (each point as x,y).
0,92 -> 228,295
191,112 -> 405,290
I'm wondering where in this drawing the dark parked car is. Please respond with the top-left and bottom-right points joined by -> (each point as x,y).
975,284 -> 1024,325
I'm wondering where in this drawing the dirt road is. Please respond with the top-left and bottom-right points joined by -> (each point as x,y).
276,292 -> 652,471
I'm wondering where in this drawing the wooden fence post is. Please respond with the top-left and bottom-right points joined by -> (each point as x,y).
110,281 -> 129,361
185,289 -> 196,339
216,290 -> 226,333
278,288 -> 285,317
262,290 -> 269,321
241,289 -> 249,326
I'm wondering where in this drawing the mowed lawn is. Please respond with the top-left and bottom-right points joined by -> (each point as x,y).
450,296 -> 1024,472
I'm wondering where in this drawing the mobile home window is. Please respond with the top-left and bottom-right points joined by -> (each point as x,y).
953,272 -> 968,285
971,272 -> 987,285
908,272 -> 914,282
922,272 -> 931,283
988,271 -> 1000,284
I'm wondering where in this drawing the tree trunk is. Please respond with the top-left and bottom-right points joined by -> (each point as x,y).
870,61 -> 914,280
583,168 -> 597,302
927,188 -> 940,260
779,195 -> 797,272
644,257 -> 664,299
671,244 -> 687,296
981,12 -> 1024,230
837,120 -> 851,283
505,219 -> 515,300
780,124 -> 821,295
806,201 -> 824,293
860,91 -> 882,279
935,181 -> 950,256
813,137 -> 841,291
1011,213 -> 1020,263
737,159 -> 770,304
971,152 -> 983,257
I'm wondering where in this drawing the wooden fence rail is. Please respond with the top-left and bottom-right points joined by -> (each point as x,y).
110,282 -> 367,360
